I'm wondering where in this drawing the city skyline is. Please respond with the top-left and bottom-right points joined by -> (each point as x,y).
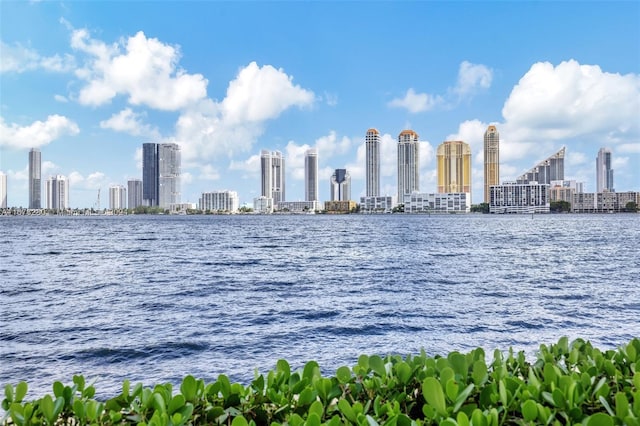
0,2 -> 638,208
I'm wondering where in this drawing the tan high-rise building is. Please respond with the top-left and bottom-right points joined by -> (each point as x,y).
484,125 -> 499,204
437,140 -> 472,197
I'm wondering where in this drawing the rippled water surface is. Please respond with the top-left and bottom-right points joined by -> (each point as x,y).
1,214 -> 639,399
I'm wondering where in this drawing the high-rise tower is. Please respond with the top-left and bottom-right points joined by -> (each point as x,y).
260,150 -> 285,203
483,125 -> 499,204
330,169 -> 351,201
142,143 -> 158,207
305,148 -> 318,202
517,147 -> 565,185
365,128 -> 380,197
397,130 -> 420,203
0,171 -> 6,208
142,143 -> 181,209
437,141 -> 472,196
127,179 -> 143,209
109,185 -> 127,210
45,175 -> 69,210
29,148 -> 41,209
596,148 -> 614,193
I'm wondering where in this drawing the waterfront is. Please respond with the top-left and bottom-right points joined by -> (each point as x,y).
1,214 -> 639,400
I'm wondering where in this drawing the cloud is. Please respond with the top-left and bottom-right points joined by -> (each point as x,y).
68,171 -> 107,191
229,154 -> 261,175
0,115 -> 79,149
0,41 -> 75,73
617,143 -> 640,154
453,61 -> 493,97
54,94 -> 69,103
70,29 -> 208,110
502,59 -> 640,144
388,88 -> 443,113
99,108 -> 160,138
176,62 -> 315,165
388,61 -> 492,113
285,140 -> 312,181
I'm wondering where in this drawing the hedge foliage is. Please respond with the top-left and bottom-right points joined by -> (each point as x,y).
2,337 -> 639,425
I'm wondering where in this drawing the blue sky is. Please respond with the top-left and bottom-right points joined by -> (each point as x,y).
1,1 -> 638,208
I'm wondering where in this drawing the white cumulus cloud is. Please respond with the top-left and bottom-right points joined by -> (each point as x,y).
388,88 -> 443,113
453,61 -> 493,97
0,41 -> 75,73
71,29 -> 208,110
99,108 -> 160,138
0,115 -> 79,149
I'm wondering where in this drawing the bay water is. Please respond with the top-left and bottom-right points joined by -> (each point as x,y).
1,214 -> 639,400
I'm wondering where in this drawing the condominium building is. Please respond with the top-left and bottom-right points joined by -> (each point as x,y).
29,148 -> 41,209
360,196 -> 395,213
143,143 -> 181,209
127,179 -> 143,209
261,150 -> 285,204
397,130 -> 420,203
45,175 -> 69,210
489,182 -> 549,214
276,200 -> 323,213
437,141 -> 472,200
365,128 -> 381,197
330,168 -> 351,201
109,185 -> 127,210
483,125 -> 499,204
199,190 -> 239,212
253,196 -> 274,214
596,147 -> 614,193
403,192 -> 471,214
517,147 -> 565,185
0,171 -> 6,208
305,148 -> 318,202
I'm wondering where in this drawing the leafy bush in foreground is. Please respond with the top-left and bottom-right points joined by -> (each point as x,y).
2,337 -> 639,425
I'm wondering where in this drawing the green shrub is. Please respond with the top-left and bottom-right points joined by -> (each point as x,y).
2,337 -> 639,425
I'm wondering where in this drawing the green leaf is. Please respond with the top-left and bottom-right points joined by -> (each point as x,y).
4,384 -> 13,403
338,398 -> 356,423
456,411 -> 470,426
168,394 -> 186,415
309,400 -> 324,419
369,355 -> 386,377
52,381 -> 64,398
445,379 -> 459,402
586,412 -> 614,426
297,387 -> 314,406
14,382 -> 27,403
231,415 -> 249,426
180,375 -> 197,402
453,384 -> 475,413
498,379 -> 508,408
336,366 -> 352,384
599,396 -> 615,416
152,392 -> 166,414
521,399 -> 537,422
422,376 -> 447,417
276,359 -> 291,378
448,352 -> 468,379
9,403 -> 25,426
395,362 -> 412,385
472,360 -> 488,386
306,411 -> 321,426
303,361 -> 320,381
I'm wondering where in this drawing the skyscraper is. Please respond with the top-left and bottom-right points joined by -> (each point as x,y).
366,128 -> 380,197
0,171 -> 6,208
397,130 -> 420,203
109,185 -> 127,210
45,175 -> 69,210
127,179 -> 143,209
29,148 -> 41,209
330,168 -> 351,201
483,125 -> 499,204
142,143 -> 181,209
305,148 -> 318,202
158,143 -> 181,209
517,147 -> 565,185
596,147 -> 614,193
260,150 -> 285,203
437,141 -> 472,196
142,143 -> 158,207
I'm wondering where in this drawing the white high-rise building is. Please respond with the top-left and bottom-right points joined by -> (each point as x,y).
397,130 -> 420,203
596,147 -> 614,193
483,125 -> 499,204
109,185 -> 127,210
0,171 -> 7,208
29,148 -> 41,209
305,148 -> 318,202
46,175 -> 69,210
261,150 -> 285,203
127,179 -> 143,209
158,143 -> 181,209
330,169 -> 351,201
366,128 -> 380,197
199,191 -> 239,212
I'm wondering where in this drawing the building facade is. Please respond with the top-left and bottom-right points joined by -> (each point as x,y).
45,175 -> 69,210
596,147 -> 614,193
199,190 -> 239,212
489,182 -> 549,214
29,148 -> 41,209
142,143 -> 158,207
517,147 -> 565,185
143,143 -> 181,209
276,201 -> 323,213
397,130 -> 420,203
365,128 -> 381,197
0,171 -> 6,208
305,148 -> 318,202
483,125 -> 499,204
404,192 -> 471,214
109,185 -> 127,210
253,196 -> 274,214
324,200 -> 357,213
261,150 -> 285,204
330,168 -> 351,201
359,196 -> 395,213
437,141 -> 472,199
127,179 -> 143,210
